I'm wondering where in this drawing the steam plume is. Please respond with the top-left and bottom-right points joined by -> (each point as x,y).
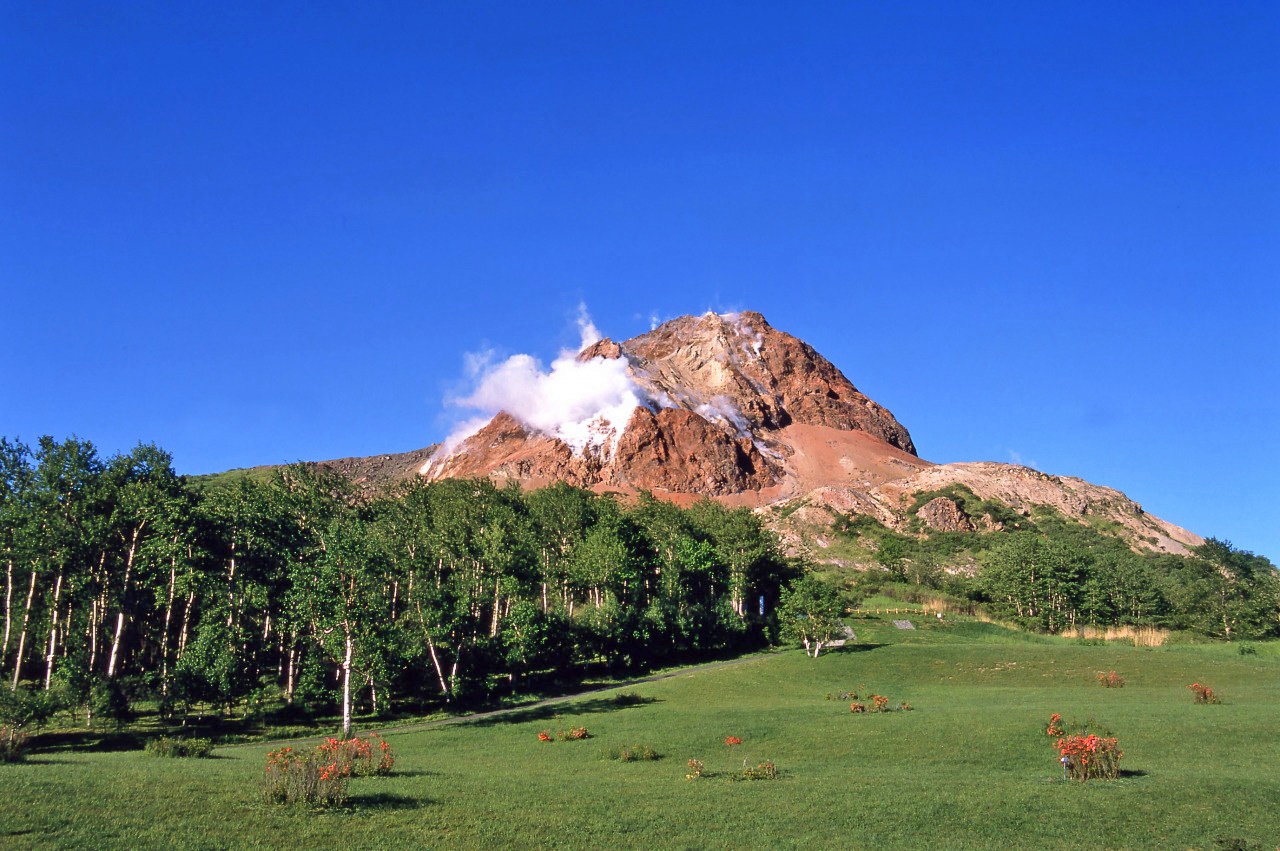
427,306 -> 649,468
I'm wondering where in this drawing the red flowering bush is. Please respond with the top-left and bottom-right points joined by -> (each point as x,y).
1096,671 -> 1126,688
736,760 -> 780,781
724,736 -> 742,746
262,746 -> 349,806
316,734 -> 395,777
1056,733 -> 1123,782
263,735 -> 396,806
1189,682 -> 1221,704
1043,714 -> 1122,782
543,726 -> 591,742
848,692 -> 908,714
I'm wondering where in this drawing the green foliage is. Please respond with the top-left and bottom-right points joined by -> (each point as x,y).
602,743 -> 661,761
777,574 -> 846,657
145,736 -> 214,758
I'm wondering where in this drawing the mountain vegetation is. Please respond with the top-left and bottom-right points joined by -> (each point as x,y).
3,433 -> 1276,746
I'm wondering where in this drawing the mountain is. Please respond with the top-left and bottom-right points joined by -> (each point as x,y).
400,311 -> 1199,557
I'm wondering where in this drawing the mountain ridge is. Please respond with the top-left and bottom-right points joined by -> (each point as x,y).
269,311 -> 1200,559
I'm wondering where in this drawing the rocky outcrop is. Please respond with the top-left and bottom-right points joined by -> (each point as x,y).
612,407 -> 780,495
917,497 -> 976,533
584,311 -> 916,454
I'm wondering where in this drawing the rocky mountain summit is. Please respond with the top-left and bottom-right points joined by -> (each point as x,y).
424,311 -> 916,497
314,311 -> 1201,557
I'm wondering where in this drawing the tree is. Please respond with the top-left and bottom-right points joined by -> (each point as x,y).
777,574 -> 845,658
980,533 -> 1088,633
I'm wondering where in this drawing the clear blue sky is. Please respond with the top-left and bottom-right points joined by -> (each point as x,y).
2,2 -> 1276,559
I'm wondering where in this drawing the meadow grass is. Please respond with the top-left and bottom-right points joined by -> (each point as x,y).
2,618 -> 1277,849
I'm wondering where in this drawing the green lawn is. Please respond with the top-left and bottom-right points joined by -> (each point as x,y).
3,619 -> 1278,849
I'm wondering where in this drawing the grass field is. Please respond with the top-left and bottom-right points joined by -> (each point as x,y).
3,615 -> 1278,849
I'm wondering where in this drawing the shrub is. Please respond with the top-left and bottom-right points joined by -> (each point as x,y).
610,691 -> 647,706
537,730 -> 553,742
1096,671 -> 1126,688
736,760 -> 780,781
316,734 -> 395,776
850,702 -> 866,713
685,758 -> 705,780
724,736 -> 742,746
262,735 -> 396,806
1189,682 -> 1221,704
1238,644 -> 1257,656
1044,713 -> 1122,782
262,746 -> 349,807
1,725 -> 29,763
145,736 -> 214,759
557,726 -> 591,741
871,694 -> 890,712
605,744 -> 660,762
1056,734 -> 1123,782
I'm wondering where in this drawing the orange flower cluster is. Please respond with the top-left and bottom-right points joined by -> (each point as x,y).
1096,670 -> 1126,688
1055,733 -> 1122,782
316,733 -> 396,777
540,726 -> 592,742
724,736 -> 743,746
1188,682 -> 1221,704
1045,713 -> 1064,738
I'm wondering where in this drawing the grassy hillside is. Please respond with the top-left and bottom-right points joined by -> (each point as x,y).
3,615 -> 1277,849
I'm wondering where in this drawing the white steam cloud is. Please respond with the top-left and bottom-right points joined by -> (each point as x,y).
426,305 -> 649,470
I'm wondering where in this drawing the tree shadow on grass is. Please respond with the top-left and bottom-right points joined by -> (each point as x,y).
5,756 -> 76,765
386,769 -> 443,778
34,730 -> 146,753
463,695 -> 662,728
826,643 -> 886,654
348,792 -> 430,811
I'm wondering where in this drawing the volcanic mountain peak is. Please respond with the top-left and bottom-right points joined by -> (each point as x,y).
424,311 -> 917,496
296,309 -> 1199,557
581,311 -> 916,454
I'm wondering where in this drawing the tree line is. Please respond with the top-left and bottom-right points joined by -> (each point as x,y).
846,496 -> 1280,639
0,437 -> 792,736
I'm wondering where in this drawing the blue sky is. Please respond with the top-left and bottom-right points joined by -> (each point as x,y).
2,2 -> 1277,559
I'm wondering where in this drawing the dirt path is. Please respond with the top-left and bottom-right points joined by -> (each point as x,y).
224,651 -> 771,750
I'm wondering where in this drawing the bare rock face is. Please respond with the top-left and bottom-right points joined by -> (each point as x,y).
612,407 -> 779,495
587,311 -> 916,454
428,311 -> 915,498
917,497 -> 976,533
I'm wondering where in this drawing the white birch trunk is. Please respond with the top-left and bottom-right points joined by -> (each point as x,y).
10,570 -> 36,690
106,528 -> 140,679
2,560 -> 12,663
43,570 -> 64,689
341,629 -> 354,739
